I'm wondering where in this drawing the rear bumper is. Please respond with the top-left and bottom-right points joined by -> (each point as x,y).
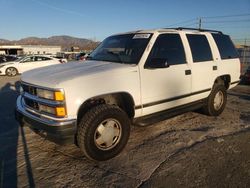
15,95 -> 77,144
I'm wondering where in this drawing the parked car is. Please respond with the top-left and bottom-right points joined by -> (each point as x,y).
76,52 -> 88,61
0,55 -> 62,76
16,28 -> 240,161
241,68 -> 250,84
45,55 -> 68,63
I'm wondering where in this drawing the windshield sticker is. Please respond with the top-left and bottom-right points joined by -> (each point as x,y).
133,34 -> 150,39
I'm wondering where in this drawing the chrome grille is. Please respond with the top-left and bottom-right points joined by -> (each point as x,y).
24,98 -> 39,110
22,84 -> 37,96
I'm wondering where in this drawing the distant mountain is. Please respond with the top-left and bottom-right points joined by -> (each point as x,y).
0,39 -> 11,44
0,36 -> 99,51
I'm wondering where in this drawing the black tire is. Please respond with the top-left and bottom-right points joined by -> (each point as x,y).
6,67 -> 18,76
202,84 -> 227,116
77,104 -> 130,161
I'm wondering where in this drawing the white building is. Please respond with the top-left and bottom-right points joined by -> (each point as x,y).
0,45 -> 61,55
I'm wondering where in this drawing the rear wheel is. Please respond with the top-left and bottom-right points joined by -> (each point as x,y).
6,67 -> 18,76
77,104 -> 130,161
202,84 -> 227,116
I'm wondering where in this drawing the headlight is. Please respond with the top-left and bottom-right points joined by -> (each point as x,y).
39,104 -> 67,117
37,88 -> 65,101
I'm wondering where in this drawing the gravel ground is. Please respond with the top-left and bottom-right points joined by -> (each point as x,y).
0,75 -> 249,188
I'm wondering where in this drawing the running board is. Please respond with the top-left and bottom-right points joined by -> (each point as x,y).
133,100 -> 204,127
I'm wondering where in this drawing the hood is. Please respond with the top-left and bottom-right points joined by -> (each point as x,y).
21,60 -> 137,88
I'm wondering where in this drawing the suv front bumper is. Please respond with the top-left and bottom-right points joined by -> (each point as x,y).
15,95 -> 77,144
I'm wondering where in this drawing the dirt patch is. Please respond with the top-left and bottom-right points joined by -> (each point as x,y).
141,130 -> 250,188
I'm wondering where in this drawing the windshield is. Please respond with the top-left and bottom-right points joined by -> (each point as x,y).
88,33 -> 152,65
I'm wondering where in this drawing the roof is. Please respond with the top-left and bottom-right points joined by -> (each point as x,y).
112,27 -> 223,36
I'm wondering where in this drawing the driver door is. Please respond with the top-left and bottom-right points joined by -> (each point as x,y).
140,33 -> 192,116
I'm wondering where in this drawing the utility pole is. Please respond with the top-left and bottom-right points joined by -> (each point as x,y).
242,38 -> 247,73
198,18 -> 202,30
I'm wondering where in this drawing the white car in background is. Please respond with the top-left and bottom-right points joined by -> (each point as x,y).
0,55 -> 63,76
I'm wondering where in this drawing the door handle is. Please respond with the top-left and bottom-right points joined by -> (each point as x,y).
213,66 -> 217,70
185,70 -> 191,75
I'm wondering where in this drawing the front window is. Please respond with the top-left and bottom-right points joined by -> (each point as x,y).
88,33 -> 152,65
145,33 -> 186,67
20,56 -> 35,63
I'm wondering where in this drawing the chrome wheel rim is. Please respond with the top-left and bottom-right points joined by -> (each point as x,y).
94,118 -> 122,150
6,68 -> 17,76
214,91 -> 224,110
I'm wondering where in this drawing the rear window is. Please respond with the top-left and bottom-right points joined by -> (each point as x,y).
212,34 -> 239,59
187,34 -> 213,62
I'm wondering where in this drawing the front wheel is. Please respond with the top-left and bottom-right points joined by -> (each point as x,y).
202,85 -> 227,116
6,67 -> 18,76
77,104 -> 130,161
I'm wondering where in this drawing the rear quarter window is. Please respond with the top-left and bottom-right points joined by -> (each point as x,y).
212,34 -> 239,60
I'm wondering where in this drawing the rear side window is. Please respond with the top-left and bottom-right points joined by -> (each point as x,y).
187,34 -> 213,62
146,33 -> 186,66
41,57 -> 52,61
212,34 -> 239,59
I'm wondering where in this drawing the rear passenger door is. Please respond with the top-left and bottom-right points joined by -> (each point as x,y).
140,33 -> 192,116
186,34 -> 218,100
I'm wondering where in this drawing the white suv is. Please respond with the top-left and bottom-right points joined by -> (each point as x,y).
16,28 -> 240,161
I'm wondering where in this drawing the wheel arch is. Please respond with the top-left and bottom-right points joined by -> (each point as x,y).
214,75 -> 231,89
76,92 -> 135,125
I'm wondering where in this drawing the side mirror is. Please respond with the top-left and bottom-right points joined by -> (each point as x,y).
145,58 -> 170,69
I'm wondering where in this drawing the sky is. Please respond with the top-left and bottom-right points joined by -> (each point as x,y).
0,0 -> 249,44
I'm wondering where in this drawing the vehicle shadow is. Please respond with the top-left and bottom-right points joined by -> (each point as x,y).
228,92 -> 250,101
0,81 -> 34,187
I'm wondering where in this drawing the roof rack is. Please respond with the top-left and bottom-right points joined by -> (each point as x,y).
165,27 -> 223,34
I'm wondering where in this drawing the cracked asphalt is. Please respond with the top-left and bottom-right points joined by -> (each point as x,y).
0,76 -> 250,188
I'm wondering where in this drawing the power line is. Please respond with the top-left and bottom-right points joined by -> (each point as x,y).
205,25 -> 250,28
202,13 -> 250,19
166,18 -> 197,27
182,22 -> 197,27
233,39 -> 250,41
204,19 -> 250,24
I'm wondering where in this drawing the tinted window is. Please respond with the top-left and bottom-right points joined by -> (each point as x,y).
34,56 -> 52,61
35,56 -> 43,61
145,34 -> 186,67
42,57 -> 51,61
22,56 -> 35,63
212,34 -> 239,59
187,34 -> 213,62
